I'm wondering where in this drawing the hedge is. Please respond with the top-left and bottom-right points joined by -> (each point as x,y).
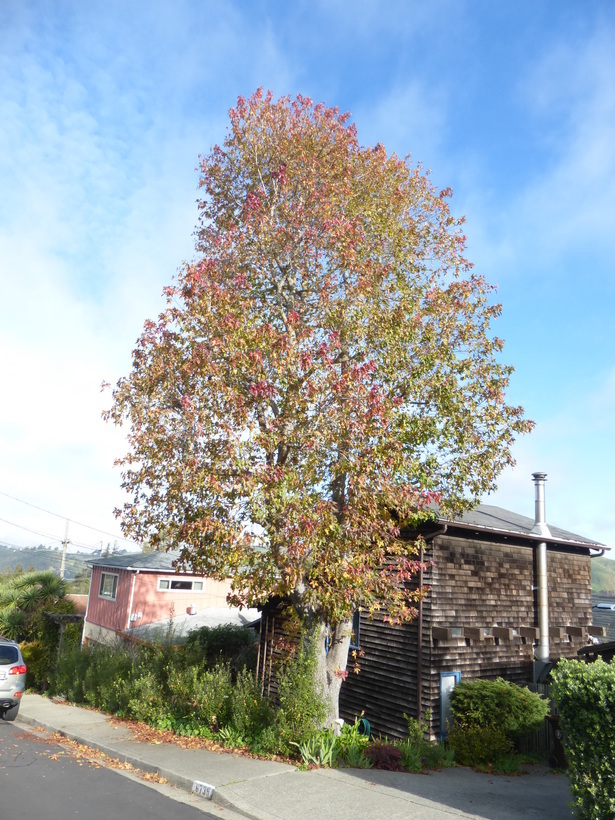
551,659 -> 615,819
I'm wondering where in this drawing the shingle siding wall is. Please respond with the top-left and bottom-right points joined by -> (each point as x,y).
260,534 -> 593,740
428,536 -> 535,627
548,551 -> 591,628
341,535 -> 592,739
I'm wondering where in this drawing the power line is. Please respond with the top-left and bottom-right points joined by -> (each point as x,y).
0,538 -> 98,558
0,490 -> 140,546
0,516 -> 65,543
0,518 -> 114,554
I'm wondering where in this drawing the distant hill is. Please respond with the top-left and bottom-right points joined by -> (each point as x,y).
6,543 -> 612,597
0,544 -> 126,581
592,556 -> 615,595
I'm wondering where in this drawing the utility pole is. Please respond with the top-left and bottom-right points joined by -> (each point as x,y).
60,519 -> 69,580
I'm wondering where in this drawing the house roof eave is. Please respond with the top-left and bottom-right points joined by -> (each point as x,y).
436,517 -> 607,552
432,503 -> 608,552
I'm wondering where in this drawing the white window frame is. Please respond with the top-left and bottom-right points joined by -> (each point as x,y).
157,578 -> 204,592
98,572 -> 119,600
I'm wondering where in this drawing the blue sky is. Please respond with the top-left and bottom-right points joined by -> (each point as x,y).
1,0 -> 614,556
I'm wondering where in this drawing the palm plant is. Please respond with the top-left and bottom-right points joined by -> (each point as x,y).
0,606 -> 26,640
17,585 -> 44,611
0,584 -> 20,608
0,571 -> 71,643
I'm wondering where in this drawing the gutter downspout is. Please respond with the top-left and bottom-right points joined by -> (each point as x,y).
82,572 -> 93,646
417,542 -> 424,724
531,473 -> 551,674
417,524 -> 448,725
127,570 -> 140,631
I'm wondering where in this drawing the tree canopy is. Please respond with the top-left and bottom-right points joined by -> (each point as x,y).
107,90 -> 532,719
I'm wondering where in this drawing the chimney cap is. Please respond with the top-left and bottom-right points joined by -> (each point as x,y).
531,471 -> 551,537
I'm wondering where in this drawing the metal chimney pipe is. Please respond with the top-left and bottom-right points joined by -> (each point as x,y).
531,472 -> 550,537
531,472 -> 550,667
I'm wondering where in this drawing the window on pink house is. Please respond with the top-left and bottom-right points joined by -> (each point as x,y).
157,579 -> 204,592
99,572 -> 118,600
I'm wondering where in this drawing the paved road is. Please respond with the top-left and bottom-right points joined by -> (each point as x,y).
0,721 -> 238,820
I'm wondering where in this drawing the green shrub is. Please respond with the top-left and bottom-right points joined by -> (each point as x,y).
404,713 -> 426,747
273,642 -> 326,755
336,718 -> 371,768
126,670 -> 167,724
228,667 -> 274,739
247,725 -> 280,756
421,740 -> 455,769
20,640 -> 47,690
49,643 -> 89,702
45,637 -> 461,772
447,722 -> 514,766
551,659 -> 615,819
449,677 -> 549,738
44,632 -> 325,759
82,646 -> 140,713
184,624 -> 257,669
168,663 -> 234,732
49,643 -> 142,713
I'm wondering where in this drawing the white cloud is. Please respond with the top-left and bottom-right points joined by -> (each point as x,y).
486,29 -> 615,272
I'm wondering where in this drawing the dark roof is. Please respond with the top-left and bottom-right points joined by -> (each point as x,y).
441,504 -> 606,550
591,594 -> 615,642
89,505 -> 606,574
88,551 -> 183,572
578,640 -> 615,662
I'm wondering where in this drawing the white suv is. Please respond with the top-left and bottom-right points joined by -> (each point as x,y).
0,638 -> 27,721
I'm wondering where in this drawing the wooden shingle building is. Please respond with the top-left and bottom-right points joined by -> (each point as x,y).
258,474 -> 607,739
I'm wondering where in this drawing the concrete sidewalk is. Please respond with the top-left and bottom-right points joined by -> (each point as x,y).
15,694 -> 573,820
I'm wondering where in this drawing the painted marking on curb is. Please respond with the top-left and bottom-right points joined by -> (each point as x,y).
192,780 -> 215,800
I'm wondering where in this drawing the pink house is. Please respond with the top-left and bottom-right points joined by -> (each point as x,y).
83,551 -> 249,647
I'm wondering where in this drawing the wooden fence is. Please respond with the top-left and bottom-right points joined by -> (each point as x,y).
516,683 -> 557,757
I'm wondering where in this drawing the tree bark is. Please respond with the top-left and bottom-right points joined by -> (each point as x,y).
306,617 -> 353,728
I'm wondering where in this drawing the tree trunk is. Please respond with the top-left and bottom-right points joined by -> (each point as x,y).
307,617 -> 353,729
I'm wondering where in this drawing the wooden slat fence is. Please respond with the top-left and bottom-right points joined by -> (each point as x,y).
516,683 -> 557,757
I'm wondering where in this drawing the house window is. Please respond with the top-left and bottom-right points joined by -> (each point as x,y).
157,579 -> 204,592
350,611 -> 361,649
98,572 -> 118,600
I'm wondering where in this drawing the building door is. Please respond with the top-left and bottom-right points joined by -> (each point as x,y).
439,671 -> 461,739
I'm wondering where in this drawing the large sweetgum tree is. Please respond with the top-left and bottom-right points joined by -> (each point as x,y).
106,90 -> 532,726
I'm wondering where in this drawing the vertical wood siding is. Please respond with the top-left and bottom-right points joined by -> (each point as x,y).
86,568 -> 233,635
86,567 -> 134,632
